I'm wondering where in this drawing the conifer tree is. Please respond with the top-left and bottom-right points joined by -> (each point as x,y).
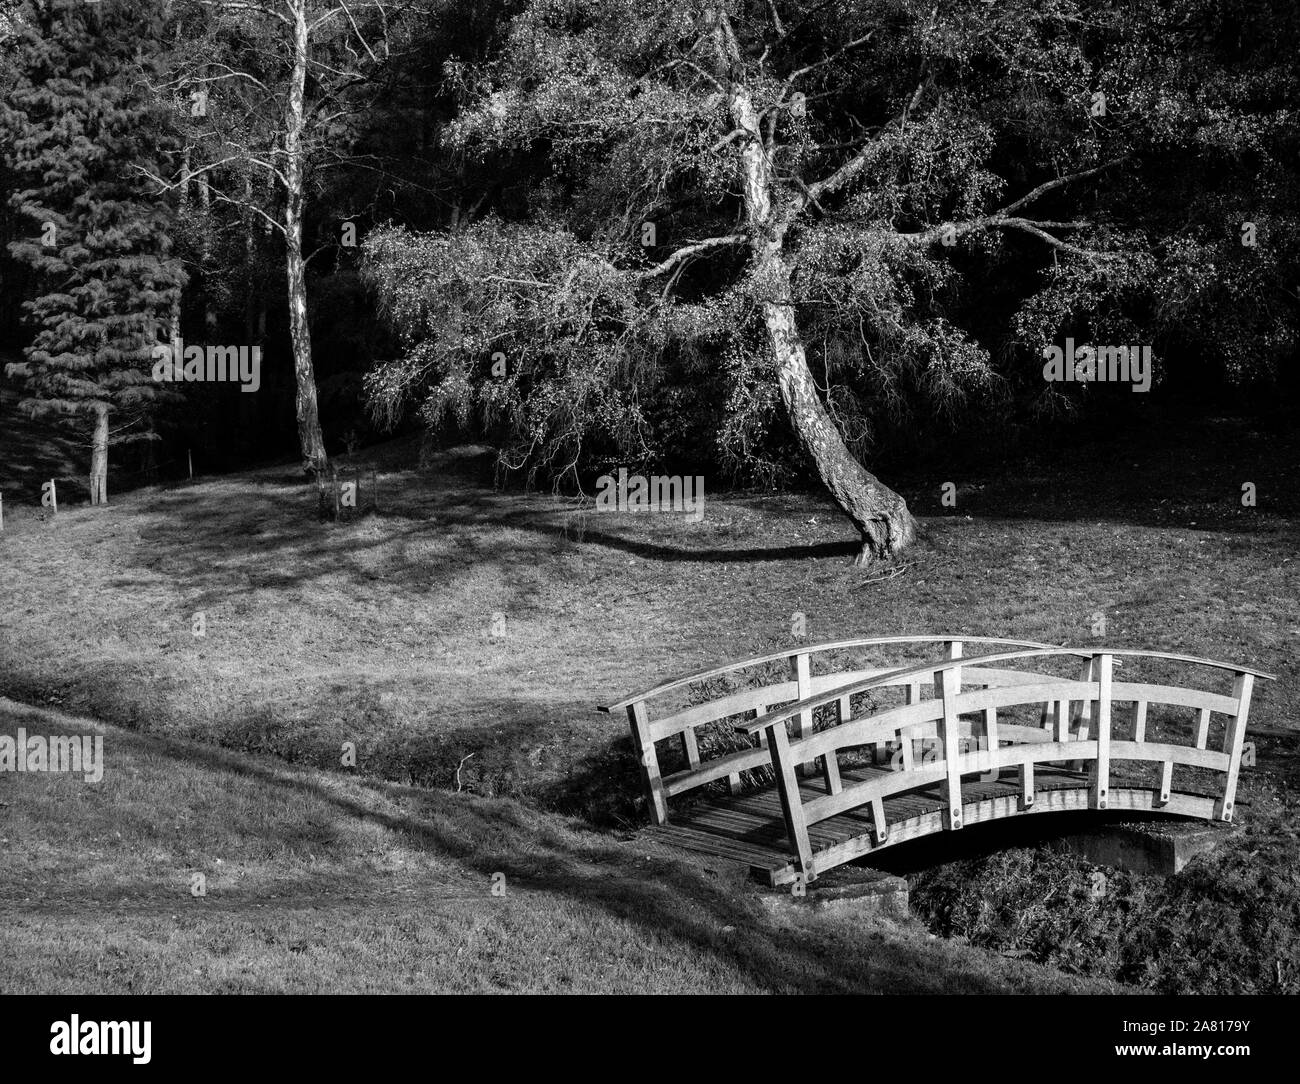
1,0 -> 183,504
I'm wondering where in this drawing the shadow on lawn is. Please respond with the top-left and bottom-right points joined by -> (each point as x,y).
110,721 -> 1049,994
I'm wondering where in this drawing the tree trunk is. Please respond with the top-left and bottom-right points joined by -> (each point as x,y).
285,0 -> 328,477
89,404 -> 109,505
729,88 -> 917,562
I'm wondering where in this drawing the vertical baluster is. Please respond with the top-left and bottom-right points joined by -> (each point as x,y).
1094,653 -> 1112,810
1133,700 -> 1147,742
902,683 -> 919,770
1070,656 -> 1097,771
1195,707 -> 1211,750
681,726 -> 700,770
1216,672 -> 1255,822
870,796 -> 888,844
939,662 -> 963,830
790,652 -> 813,776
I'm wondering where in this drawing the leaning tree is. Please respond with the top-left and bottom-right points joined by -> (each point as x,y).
363,0 -> 1160,561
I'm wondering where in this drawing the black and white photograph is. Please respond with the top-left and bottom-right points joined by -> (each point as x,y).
0,0 -> 1295,1060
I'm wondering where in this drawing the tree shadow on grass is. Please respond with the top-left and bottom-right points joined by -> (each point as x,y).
96,718 -> 1078,994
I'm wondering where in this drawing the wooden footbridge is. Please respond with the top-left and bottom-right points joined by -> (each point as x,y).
601,636 -> 1273,886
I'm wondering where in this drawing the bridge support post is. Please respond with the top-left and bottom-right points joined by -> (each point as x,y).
766,721 -> 815,881
1215,672 -> 1255,822
1092,653 -> 1112,810
627,702 -> 669,825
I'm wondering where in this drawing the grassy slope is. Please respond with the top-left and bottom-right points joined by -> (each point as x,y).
0,410 -> 1297,991
0,697 -> 1107,994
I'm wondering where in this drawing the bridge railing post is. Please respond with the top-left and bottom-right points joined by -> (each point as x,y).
1215,671 -> 1255,822
765,720 -> 815,881
1093,653 -> 1112,809
938,659 -> 963,831
789,651 -> 815,777
627,701 -> 669,825
1068,655 -> 1097,771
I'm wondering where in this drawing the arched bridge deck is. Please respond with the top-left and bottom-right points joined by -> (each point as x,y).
600,636 -> 1273,886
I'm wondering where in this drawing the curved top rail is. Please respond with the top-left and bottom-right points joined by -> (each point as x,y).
598,635 -> 1060,713
734,645 -> 1275,736
1082,648 -> 1275,679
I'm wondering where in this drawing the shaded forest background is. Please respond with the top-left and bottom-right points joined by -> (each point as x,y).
1,0 -> 1298,497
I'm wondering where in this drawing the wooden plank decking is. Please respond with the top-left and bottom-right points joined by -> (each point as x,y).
646,766 -> 1219,885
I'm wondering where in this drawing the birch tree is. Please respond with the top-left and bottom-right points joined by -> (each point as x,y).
365,0 -> 1139,562
151,0 -> 421,475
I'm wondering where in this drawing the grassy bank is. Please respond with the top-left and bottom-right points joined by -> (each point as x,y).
0,697 -> 1107,994
1,408 -> 1297,992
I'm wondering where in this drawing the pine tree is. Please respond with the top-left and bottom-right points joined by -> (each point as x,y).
1,0 -> 184,505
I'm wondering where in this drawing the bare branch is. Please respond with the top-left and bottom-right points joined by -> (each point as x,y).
633,234 -> 746,281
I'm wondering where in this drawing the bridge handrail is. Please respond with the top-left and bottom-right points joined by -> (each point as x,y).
598,634 -> 1059,713
735,647 -> 1275,737
745,646 -> 1270,881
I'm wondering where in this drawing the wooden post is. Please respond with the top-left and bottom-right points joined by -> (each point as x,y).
1093,653 -> 1112,810
680,726 -> 700,770
1133,700 -> 1148,742
870,796 -> 888,844
1215,672 -> 1255,822
790,651 -> 813,775
1157,761 -> 1173,806
939,662 -> 963,830
983,706 -> 999,754
188,448 -> 193,480
901,683 -> 918,770
1070,656 -> 1096,771
1195,707 -> 1211,749
767,721 -> 814,880
628,701 -> 668,825
0,491 -> 4,532
331,465 -> 340,520
1020,757 -> 1035,810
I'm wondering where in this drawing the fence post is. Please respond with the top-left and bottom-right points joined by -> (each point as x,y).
1215,672 -> 1255,822
627,701 -> 668,825
1093,653 -> 1112,809
767,720 -> 815,881
0,491 -> 4,532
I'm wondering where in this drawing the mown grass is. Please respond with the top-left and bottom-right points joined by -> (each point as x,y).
0,400 -> 1297,992
0,697 -> 1113,994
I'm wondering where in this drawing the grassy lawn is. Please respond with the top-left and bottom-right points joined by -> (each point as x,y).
0,697 -> 1111,993
1,399 -> 1297,992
